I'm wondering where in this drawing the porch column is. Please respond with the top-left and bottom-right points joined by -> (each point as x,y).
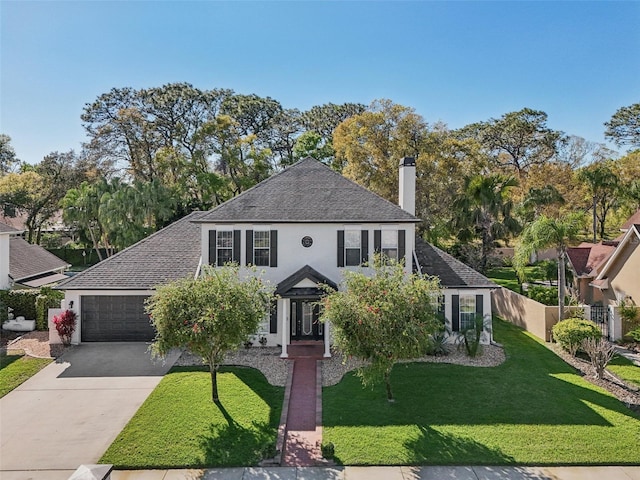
324,320 -> 331,357
280,298 -> 290,358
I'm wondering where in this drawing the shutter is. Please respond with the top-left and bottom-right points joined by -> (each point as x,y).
246,230 -> 253,265
270,230 -> 278,267
361,230 -> 369,265
208,230 -> 217,265
374,230 -> 381,253
337,230 -> 345,267
398,229 -> 406,263
452,294 -> 460,332
232,230 -> 241,263
438,295 -> 445,316
269,300 -> 277,334
476,294 -> 484,317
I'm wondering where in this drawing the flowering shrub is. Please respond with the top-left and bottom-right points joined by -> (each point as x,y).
53,309 -> 77,345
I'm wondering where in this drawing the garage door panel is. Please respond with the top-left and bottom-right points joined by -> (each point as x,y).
81,295 -> 154,342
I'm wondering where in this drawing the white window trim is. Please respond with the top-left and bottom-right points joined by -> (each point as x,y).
216,229 -> 233,266
344,229 -> 362,267
459,294 -> 476,331
253,229 -> 270,266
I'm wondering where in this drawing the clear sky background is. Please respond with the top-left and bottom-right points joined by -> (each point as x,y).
1,1 -> 639,164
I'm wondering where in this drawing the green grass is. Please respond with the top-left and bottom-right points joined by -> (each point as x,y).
608,355 -> 640,388
0,354 -> 52,397
487,266 -> 550,293
100,366 -> 283,468
323,319 -> 640,465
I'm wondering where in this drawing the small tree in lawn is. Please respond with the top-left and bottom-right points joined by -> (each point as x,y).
320,255 -> 442,402
146,264 -> 274,402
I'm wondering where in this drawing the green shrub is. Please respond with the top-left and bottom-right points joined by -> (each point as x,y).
0,288 -> 64,330
527,286 -> 560,306
321,442 -> 335,460
552,318 -> 602,356
627,328 -> 640,342
35,287 -> 64,330
0,290 -> 38,320
425,330 -> 449,356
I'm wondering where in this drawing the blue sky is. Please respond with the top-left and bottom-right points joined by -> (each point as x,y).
1,1 -> 639,164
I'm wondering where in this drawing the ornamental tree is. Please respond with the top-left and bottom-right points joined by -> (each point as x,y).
146,264 -> 274,402
320,256 -> 442,402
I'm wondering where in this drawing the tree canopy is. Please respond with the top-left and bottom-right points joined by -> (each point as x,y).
146,264 -> 274,402
320,257 -> 442,402
604,102 -> 640,149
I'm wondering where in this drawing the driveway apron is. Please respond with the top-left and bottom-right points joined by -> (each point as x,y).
0,343 -> 179,478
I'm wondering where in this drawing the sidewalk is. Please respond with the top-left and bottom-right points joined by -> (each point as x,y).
615,346 -> 640,367
109,465 -> 640,479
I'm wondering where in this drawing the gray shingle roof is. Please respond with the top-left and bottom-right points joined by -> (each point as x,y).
10,237 -> 70,281
195,157 -> 419,224
414,237 -> 497,289
0,223 -> 19,234
56,212 -> 205,290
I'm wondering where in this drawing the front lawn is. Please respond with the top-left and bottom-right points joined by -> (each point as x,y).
487,266 -> 548,293
100,366 -> 283,468
0,354 -> 52,398
608,355 -> 640,388
323,319 -> 640,465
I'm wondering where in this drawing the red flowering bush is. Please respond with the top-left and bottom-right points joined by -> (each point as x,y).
53,309 -> 77,345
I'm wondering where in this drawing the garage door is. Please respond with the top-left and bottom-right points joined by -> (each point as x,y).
81,295 -> 154,342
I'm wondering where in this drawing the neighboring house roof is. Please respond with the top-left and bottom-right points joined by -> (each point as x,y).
620,209 -> 640,232
56,211 -> 205,290
414,237 -> 497,289
10,237 -> 70,282
595,224 -> 640,281
566,242 -> 617,278
195,157 -> 419,224
0,210 -> 66,232
0,222 -> 20,234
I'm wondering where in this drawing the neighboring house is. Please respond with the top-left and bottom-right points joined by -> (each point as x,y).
9,236 -> 71,288
0,223 -> 20,289
591,223 -> 640,308
566,241 -> 617,304
0,223 -> 70,289
57,157 -> 496,354
566,209 -> 640,306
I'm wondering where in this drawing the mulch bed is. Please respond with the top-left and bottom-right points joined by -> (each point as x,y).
548,343 -> 640,413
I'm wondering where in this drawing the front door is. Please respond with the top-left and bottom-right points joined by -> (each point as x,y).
290,300 -> 323,341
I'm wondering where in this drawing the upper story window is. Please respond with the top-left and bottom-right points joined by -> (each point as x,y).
216,230 -> 233,265
381,230 -> 398,260
208,229 -> 240,266
337,229 -> 368,267
246,229 -> 278,267
253,230 -> 270,266
345,230 -> 361,266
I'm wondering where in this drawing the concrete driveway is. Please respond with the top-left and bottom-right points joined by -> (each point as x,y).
0,343 -> 180,480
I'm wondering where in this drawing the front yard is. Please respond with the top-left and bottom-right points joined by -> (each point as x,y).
0,354 -> 52,398
100,366 -> 283,468
322,319 -> 640,465
99,319 -> 640,468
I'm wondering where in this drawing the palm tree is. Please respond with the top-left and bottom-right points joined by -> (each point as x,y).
514,214 -> 583,321
452,174 -> 521,273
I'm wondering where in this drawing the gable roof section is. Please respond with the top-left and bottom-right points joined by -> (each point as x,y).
10,237 -> 70,281
195,157 -> 419,224
414,237 -> 497,289
56,211 -> 205,290
275,265 -> 338,296
566,242 -> 617,278
620,209 -> 640,232
596,224 -> 640,281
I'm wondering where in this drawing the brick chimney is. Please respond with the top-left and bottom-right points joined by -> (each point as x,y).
398,157 -> 416,215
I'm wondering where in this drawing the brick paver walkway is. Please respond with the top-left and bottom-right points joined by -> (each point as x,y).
281,343 -> 325,467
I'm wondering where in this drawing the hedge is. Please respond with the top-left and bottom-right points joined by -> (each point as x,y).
0,288 -> 64,330
552,318 -> 602,356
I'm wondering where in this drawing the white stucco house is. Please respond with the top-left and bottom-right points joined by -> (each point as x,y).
56,157 -> 496,355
